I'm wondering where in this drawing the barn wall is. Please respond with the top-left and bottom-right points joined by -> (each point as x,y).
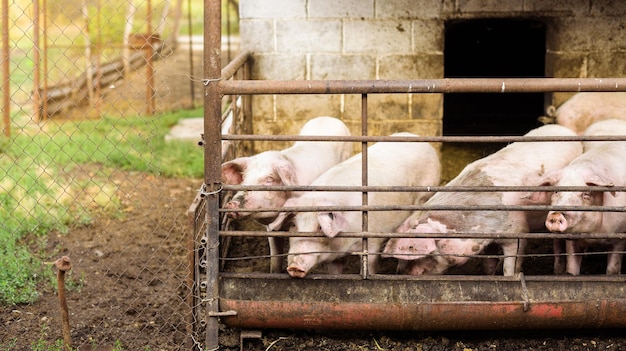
238,0 -> 626,151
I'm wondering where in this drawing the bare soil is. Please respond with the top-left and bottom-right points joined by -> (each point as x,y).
3,40 -> 626,351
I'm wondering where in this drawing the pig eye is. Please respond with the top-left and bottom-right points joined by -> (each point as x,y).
582,192 -> 591,200
263,176 -> 275,185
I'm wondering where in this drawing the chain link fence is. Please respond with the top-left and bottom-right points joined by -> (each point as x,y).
0,0 -> 237,349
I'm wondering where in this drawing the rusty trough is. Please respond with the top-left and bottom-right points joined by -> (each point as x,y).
192,1 -> 626,349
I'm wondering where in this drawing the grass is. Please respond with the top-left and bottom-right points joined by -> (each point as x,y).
0,107 -> 204,306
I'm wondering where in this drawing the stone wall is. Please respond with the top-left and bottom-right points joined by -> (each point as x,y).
238,0 -> 626,150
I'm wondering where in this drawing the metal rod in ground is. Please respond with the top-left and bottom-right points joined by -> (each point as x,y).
55,256 -> 72,351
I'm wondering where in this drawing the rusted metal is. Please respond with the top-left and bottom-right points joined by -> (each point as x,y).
219,275 -> 626,330
219,77 -> 626,95
203,0 -> 222,349
221,51 -> 251,80
33,0 -> 41,122
55,256 -> 72,351
2,0 -> 9,136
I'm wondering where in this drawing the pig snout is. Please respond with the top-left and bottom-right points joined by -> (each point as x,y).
286,254 -> 317,278
545,212 -> 568,232
286,265 -> 308,278
224,198 -> 244,219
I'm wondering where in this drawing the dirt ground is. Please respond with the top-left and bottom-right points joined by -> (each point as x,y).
3,40 -> 626,351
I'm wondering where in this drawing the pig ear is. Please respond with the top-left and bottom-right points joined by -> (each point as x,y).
275,159 -> 298,186
267,198 -> 297,231
396,214 -> 420,233
520,172 -> 558,203
585,174 -> 616,197
318,211 -> 349,238
221,157 -> 249,184
383,238 -> 437,260
267,211 -> 292,231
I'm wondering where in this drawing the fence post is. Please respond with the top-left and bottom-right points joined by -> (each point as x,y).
203,0 -> 222,349
2,0 -> 9,136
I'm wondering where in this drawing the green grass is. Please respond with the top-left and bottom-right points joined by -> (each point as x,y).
0,107 -> 204,306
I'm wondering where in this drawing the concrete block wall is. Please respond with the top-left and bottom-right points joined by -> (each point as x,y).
238,0 -> 626,151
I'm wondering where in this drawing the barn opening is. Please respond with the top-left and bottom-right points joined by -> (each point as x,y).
443,19 -> 547,137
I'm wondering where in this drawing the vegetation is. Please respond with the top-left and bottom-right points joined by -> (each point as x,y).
0,107 -> 204,306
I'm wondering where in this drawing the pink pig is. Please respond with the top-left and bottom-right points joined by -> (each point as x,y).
383,124 -> 583,276
543,119 -> 626,275
542,92 -> 626,135
221,116 -> 353,272
268,133 -> 441,278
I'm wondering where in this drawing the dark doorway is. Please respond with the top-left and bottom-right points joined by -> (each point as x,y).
443,19 -> 546,136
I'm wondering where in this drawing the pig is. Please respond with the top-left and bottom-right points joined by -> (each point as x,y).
221,116 -> 353,273
383,124 -> 583,276
581,118 -> 626,151
540,92 -> 626,135
267,133 -> 441,278
543,119 -> 626,275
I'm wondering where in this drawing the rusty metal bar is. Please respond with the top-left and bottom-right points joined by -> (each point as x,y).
221,184 -> 625,193
360,93 -> 369,279
220,230 -> 626,240
219,276 -> 626,330
203,0 -> 222,349
218,204 -> 626,214
33,0 -> 41,122
145,0 -> 155,115
219,77 -> 626,95
221,134 -> 626,143
221,50 -> 251,80
1,0 -> 9,136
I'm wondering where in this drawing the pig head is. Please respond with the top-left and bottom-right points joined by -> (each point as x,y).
222,151 -> 297,221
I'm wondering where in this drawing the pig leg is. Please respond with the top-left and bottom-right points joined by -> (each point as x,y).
565,240 -> 583,275
268,236 -> 284,273
553,239 -> 566,275
500,239 -> 525,276
606,240 -> 626,275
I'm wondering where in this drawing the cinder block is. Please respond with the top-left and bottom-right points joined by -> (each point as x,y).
239,20 -> 274,53
276,20 -> 342,52
240,0 -> 306,19
251,54 -> 306,80
454,0 -> 523,12
549,18 -> 594,51
378,54 -> 443,79
344,20 -> 412,54
524,0 -> 588,14
588,51 -> 626,77
376,0 -> 442,19
309,0 -> 374,18
590,0 -> 626,16
412,20 -> 444,53
310,54 -> 376,80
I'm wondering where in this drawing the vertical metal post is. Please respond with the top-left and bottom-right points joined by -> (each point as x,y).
360,93 -> 369,279
1,0 -> 10,136
145,0 -> 155,115
204,0 -> 222,349
41,0 -> 47,120
32,0 -> 40,122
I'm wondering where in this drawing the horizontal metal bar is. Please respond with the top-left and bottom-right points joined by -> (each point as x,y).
222,184 -> 625,193
220,230 -> 626,240
218,77 -> 626,95
219,204 -> 626,213
218,272 -> 626,283
221,134 -> 626,143
219,276 -> 626,330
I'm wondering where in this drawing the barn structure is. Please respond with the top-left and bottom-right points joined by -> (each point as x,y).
238,0 -> 626,142
190,1 -> 626,350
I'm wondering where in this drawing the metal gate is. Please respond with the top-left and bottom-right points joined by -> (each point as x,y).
188,0 -> 626,349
